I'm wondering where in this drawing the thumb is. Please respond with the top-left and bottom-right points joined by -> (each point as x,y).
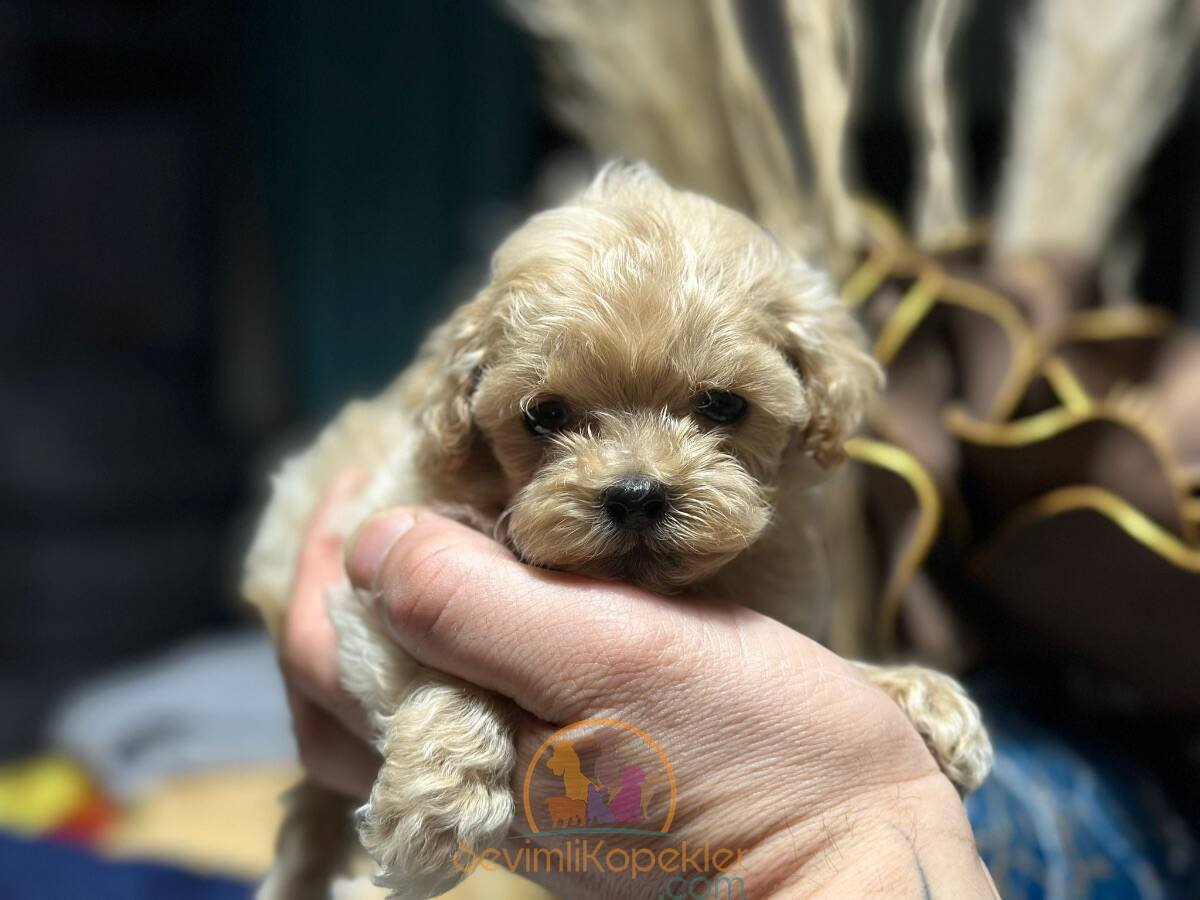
345,507 -> 702,722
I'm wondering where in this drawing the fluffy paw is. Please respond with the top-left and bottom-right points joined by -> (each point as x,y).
359,682 -> 515,900
861,663 -> 993,794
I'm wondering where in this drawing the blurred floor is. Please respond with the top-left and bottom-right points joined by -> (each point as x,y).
104,764 -> 552,899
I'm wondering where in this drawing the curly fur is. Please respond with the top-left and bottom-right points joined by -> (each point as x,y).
506,411 -> 773,589
854,663 -> 993,795
246,164 -> 986,900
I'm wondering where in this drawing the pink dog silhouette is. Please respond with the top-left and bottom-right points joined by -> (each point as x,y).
608,766 -> 645,823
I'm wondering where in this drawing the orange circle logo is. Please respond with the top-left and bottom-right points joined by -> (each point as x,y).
521,718 -> 677,835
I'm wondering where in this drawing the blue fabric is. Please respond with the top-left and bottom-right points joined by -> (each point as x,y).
0,833 -> 251,900
968,705 -> 1200,900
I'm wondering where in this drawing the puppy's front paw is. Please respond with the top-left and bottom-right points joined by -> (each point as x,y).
359,682 -> 515,900
858,663 -> 993,795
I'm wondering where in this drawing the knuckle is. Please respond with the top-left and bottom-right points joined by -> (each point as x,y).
537,601 -> 696,706
619,609 -> 702,679
383,538 -> 470,644
611,619 -> 687,680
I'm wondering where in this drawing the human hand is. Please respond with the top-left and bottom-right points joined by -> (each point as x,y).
278,470 -> 381,799
282,486 -> 996,898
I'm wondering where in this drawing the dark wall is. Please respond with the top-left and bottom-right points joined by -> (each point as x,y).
243,0 -> 543,419
0,0 -> 233,755
0,0 -> 547,756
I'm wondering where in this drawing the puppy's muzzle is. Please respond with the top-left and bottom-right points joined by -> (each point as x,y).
600,475 -> 669,532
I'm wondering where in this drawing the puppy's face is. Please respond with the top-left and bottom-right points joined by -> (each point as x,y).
418,166 -> 879,592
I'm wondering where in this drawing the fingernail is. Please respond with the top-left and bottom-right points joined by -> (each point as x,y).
346,510 -> 416,589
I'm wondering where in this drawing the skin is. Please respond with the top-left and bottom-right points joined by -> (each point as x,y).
281,478 -> 998,898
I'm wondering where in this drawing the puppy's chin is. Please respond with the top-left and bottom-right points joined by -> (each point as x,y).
505,523 -> 760,593
501,437 -> 773,592
566,543 -> 744,594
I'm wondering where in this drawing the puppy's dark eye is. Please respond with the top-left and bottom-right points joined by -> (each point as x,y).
523,399 -> 571,437
695,390 -> 748,425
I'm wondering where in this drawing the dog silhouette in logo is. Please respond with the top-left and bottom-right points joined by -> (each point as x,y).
546,740 -> 592,802
545,796 -> 586,829
590,728 -> 626,800
639,769 -> 666,819
608,766 -> 645,823
586,782 -> 616,825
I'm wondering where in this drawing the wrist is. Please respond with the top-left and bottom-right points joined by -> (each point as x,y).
759,773 -> 995,899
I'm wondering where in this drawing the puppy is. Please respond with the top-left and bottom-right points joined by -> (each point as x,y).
244,164 -> 992,900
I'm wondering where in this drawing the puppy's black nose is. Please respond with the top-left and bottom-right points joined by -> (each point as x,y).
601,476 -> 669,531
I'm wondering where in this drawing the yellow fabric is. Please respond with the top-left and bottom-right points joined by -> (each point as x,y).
838,211 -> 1200,646
0,754 -> 93,836
844,437 -> 942,650
101,764 -> 298,878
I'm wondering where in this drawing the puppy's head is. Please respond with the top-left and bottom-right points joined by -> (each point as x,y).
415,164 -> 880,591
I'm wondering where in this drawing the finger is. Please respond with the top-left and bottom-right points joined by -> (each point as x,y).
282,469 -> 371,738
287,687 -> 379,800
346,507 -> 711,722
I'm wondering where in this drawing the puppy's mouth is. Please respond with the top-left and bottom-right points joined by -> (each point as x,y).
612,544 -> 686,587
497,514 -> 675,575
499,505 -> 750,593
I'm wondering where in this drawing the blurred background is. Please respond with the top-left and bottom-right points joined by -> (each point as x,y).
1,1 -> 1198,898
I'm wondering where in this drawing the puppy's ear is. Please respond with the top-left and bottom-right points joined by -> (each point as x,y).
770,263 -> 883,466
413,290 -> 493,473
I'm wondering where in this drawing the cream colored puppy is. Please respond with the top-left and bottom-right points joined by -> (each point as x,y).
244,164 -> 991,900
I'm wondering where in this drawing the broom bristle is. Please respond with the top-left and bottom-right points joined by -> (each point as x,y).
706,0 -> 822,258
507,0 -> 872,265
907,0 -> 972,247
505,0 -> 752,211
993,0 -> 1200,259
783,0 -> 863,254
